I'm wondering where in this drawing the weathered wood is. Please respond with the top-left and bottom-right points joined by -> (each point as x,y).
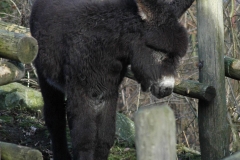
0,141 -> 43,160
135,104 -> 176,160
197,0 -> 230,159
126,66 -> 216,101
0,29 -> 38,64
0,21 -> 30,35
224,56 -> 240,80
174,79 -> 216,101
223,152 -> 240,160
0,61 -> 25,86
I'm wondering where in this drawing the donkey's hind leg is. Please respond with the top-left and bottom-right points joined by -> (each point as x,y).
38,74 -> 71,160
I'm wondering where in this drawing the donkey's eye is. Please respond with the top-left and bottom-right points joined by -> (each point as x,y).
151,50 -> 168,62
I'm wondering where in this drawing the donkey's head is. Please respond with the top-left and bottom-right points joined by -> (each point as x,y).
131,0 -> 190,98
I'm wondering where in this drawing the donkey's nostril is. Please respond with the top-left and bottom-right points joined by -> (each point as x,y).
150,76 -> 175,99
150,84 -> 157,94
150,84 -> 163,98
150,84 -> 174,99
165,87 -> 173,93
164,87 -> 173,96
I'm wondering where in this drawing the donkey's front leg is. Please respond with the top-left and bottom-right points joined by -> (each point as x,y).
94,92 -> 118,160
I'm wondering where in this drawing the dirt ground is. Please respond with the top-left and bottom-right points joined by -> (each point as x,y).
0,107 -> 53,159
0,107 -> 137,160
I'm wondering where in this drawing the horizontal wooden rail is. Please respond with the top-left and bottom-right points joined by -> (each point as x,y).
224,56 -> 240,80
174,79 -> 216,101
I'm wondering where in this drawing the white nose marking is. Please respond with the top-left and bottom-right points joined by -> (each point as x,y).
159,76 -> 175,88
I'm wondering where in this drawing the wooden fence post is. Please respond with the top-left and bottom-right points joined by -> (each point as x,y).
135,104 -> 176,160
223,151 -> 240,160
197,0 -> 230,159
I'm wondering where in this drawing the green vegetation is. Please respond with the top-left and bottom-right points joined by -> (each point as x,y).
0,0 -> 13,17
109,145 -> 136,160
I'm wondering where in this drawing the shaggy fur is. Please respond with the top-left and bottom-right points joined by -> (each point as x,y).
30,0 -> 194,159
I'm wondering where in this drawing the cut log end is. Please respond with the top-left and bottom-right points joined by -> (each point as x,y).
224,56 -> 240,80
204,86 -> 216,102
17,36 -> 38,64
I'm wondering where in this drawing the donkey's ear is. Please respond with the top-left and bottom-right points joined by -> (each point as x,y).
170,0 -> 195,18
136,0 -> 157,21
